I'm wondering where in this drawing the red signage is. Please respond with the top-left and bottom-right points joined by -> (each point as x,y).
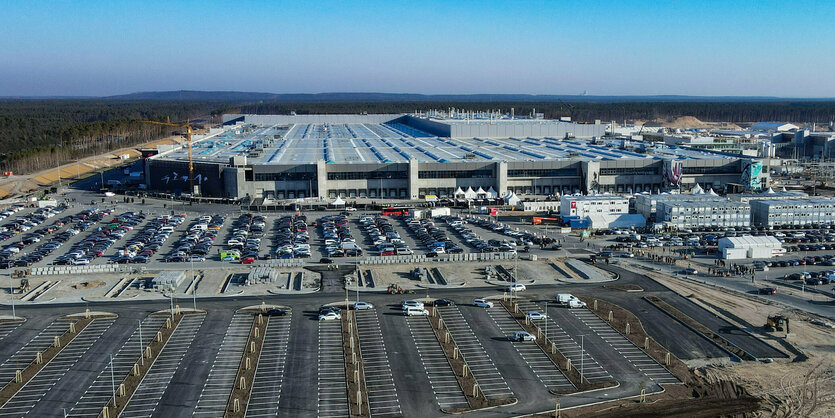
489,207 -> 498,216
570,201 -> 577,209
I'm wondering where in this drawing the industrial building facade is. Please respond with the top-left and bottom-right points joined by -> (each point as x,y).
145,114 -> 764,201
751,198 -> 835,228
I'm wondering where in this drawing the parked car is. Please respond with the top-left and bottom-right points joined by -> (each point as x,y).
432,298 -> 454,307
353,301 -> 374,310
507,283 -> 526,292
526,311 -> 547,320
473,298 -> 494,308
264,308 -> 288,316
512,331 -> 536,342
318,311 -> 341,321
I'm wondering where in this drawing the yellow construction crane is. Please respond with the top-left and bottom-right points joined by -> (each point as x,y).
141,119 -> 196,195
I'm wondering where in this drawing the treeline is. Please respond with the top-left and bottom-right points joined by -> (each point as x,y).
0,100 -> 225,174
237,100 -> 835,125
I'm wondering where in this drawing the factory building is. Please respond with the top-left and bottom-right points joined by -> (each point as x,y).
145,114 -> 764,203
634,193 -> 726,222
750,198 -> 835,228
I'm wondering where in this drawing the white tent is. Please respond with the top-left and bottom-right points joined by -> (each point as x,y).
692,184 -> 704,194
766,187 -> 776,194
781,187 -> 787,192
486,186 -> 498,198
453,187 -> 466,199
476,187 -> 487,198
504,191 -> 520,206
332,196 -> 345,206
708,188 -> 718,196
464,187 -> 478,200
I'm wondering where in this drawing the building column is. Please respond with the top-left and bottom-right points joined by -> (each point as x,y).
408,159 -> 419,200
316,160 -> 328,199
496,161 -> 508,195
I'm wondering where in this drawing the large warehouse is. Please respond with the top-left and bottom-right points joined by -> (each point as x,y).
144,113 -> 766,201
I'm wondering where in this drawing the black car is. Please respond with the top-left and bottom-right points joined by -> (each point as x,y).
264,308 -> 288,316
319,257 -> 333,264
318,305 -> 341,315
433,299 -> 454,307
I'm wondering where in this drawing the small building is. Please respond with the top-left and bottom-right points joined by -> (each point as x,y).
718,235 -> 783,260
658,200 -> 750,230
152,271 -> 186,291
635,193 -> 726,222
522,201 -> 560,213
750,198 -> 835,228
559,195 -> 629,218
750,122 -> 799,132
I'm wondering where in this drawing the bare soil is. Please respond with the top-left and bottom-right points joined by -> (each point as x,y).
73,280 -> 106,290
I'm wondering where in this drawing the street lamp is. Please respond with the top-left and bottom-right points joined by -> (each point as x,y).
8,274 -> 15,319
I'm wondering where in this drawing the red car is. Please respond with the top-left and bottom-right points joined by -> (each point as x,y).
241,256 -> 256,264
380,250 -> 395,256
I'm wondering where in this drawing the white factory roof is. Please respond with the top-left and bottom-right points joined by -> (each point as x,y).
750,122 -> 799,132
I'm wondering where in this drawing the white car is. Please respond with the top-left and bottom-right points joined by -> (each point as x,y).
507,283 -> 526,292
318,311 -> 341,321
526,311 -> 547,320
401,300 -> 424,310
473,298 -> 494,308
404,307 -> 429,316
512,331 -> 536,342
353,302 -> 374,310
345,207 -> 357,212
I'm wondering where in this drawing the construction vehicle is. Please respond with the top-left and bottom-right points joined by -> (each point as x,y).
141,119 -> 196,195
765,315 -> 790,333
387,284 -> 414,295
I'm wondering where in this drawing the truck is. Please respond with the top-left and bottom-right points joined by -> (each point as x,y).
556,293 -> 587,308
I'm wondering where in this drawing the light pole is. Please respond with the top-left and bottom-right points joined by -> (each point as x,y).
110,354 -> 116,408
138,320 -> 144,366
190,258 -> 196,310
8,275 -> 14,319
580,335 -> 586,378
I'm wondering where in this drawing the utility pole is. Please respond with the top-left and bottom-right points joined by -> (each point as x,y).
110,354 -> 116,408
138,320 -> 144,366
9,275 -> 14,319
191,258 -> 196,310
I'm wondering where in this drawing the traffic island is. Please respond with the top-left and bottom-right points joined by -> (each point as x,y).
428,308 -> 516,412
643,296 -> 753,361
577,296 -> 691,383
98,307 -> 200,418
0,310 -> 117,409
499,300 -> 618,394
342,310 -> 370,417
224,309 -> 271,417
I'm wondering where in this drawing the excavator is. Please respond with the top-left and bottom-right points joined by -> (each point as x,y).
764,315 -> 789,333
141,119 -> 196,195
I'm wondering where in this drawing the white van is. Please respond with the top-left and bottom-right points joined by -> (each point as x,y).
160,226 -> 175,232
404,307 -> 429,316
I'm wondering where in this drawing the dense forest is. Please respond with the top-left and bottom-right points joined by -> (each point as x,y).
2,94 -> 835,175
0,100 -> 225,174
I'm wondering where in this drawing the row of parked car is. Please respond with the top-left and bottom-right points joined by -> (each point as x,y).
361,216 -> 410,256
0,204 -> 26,222
52,209 -> 120,265
112,214 -> 184,264
0,204 -> 67,241
321,215 -> 358,258
444,217 -> 517,254
0,205 -> 72,267
165,215 -> 223,262
404,217 -> 459,256
274,215 -> 310,260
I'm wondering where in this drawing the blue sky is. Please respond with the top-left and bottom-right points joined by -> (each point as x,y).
1,0 -> 833,97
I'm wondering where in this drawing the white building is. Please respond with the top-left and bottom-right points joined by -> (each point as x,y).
718,235 -> 784,260
750,122 -> 799,132
750,198 -> 835,228
522,201 -> 560,212
635,193 -> 726,222
658,200 -> 750,230
559,195 -> 629,218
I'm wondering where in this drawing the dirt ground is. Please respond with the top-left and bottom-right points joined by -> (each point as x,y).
644,269 -> 835,417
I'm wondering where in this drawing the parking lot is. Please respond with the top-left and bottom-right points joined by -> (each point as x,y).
246,313 -> 292,417
405,316 -> 469,410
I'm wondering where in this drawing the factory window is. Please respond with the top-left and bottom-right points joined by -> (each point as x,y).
507,168 -> 578,177
598,167 -> 659,176
328,171 -> 408,180
419,169 -> 493,179
681,166 -> 737,174
254,172 -> 316,181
